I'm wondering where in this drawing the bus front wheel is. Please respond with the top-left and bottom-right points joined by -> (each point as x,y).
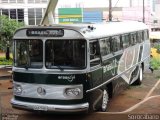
101,89 -> 109,112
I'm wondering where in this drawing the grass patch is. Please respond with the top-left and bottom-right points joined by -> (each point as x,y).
156,76 -> 160,79
0,57 -> 13,65
154,44 -> 160,53
150,57 -> 160,70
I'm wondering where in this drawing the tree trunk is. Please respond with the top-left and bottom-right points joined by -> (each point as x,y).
6,46 -> 10,60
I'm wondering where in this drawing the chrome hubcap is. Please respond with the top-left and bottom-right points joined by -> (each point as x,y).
140,67 -> 143,82
102,90 -> 108,111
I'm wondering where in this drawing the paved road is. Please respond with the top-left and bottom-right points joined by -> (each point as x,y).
0,69 -> 160,120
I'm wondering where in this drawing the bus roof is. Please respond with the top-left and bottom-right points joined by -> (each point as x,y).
14,21 -> 148,39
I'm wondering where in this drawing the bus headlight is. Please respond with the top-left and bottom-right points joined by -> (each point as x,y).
14,84 -> 23,95
65,88 -> 81,97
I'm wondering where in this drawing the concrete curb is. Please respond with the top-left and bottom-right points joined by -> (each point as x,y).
0,65 -> 12,80
0,65 -> 12,69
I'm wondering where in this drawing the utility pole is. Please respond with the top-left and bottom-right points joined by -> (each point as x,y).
130,0 -> 132,7
109,0 -> 112,21
143,0 -> 145,23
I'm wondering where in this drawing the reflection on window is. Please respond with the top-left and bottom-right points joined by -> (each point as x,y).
10,0 -> 16,3
10,9 -> 16,19
45,40 -> 86,69
90,41 -> 100,60
28,0 -> 48,3
15,40 -> 43,68
122,34 -> 129,48
1,9 -> 24,22
130,33 -> 137,45
17,9 -> 24,21
17,0 -> 24,3
137,32 -> 143,43
112,36 -> 121,52
35,0 -> 41,3
143,30 -> 149,40
28,8 -> 43,25
1,0 -> 24,3
90,41 -> 100,67
28,0 -> 34,3
42,0 -> 48,3
100,38 -> 110,56
2,9 -> 9,16
1,0 -> 8,3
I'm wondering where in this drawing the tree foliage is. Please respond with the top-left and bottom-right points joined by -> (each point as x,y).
0,15 -> 24,51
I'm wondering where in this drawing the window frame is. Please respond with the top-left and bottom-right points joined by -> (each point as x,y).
89,40 -> 101,68
137,31 -> 144,43
111,35 -> 122,53
14,39 -> 43,69
45,39 -> 87,70
130,32 -> 137,45
121,34 -> 130,49
99,37 -> 111,57
143,29 -> 149,40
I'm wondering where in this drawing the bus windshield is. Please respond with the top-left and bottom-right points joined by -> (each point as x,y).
45,40 -> 86,69
14,39 -> 43,68
14,39 -> 86,69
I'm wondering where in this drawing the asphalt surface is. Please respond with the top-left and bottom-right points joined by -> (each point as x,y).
0,68 -> 160,120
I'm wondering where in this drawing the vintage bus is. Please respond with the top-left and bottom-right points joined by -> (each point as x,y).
11,21 -> 150,113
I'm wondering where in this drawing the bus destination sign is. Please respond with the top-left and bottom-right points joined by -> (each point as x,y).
26,29 -> 64,37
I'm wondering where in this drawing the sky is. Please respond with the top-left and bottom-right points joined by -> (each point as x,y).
56,0 -> 131,8
56,0 -> 153,8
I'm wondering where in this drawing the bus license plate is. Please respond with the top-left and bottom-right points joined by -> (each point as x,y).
33,105 -> 48,111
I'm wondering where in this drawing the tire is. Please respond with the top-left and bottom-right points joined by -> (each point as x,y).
101,89 -> 109,112
134,65 -> 143,85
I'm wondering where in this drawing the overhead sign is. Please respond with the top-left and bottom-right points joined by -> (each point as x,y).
83,11 -> 102,23
26,29 -> 64,37
58,8 -> 82,24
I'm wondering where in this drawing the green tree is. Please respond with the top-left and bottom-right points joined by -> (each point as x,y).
0,15 -> 24,59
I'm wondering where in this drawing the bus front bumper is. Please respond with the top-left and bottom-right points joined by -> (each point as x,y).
11,98 -> 89,113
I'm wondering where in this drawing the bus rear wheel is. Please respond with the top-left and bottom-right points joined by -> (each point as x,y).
134,65 -> 143,85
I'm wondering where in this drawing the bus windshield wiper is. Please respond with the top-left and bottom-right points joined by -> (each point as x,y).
25,65 -> 29,70
56,65 -> 64,71
18,64 -> 29,70
24,63 -> 30,70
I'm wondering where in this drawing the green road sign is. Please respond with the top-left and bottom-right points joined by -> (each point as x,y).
58,8 -> 82,24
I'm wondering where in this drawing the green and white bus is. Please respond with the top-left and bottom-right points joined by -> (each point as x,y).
11,21 -> 150,113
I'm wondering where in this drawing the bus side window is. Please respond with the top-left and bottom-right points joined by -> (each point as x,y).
146,30 -> 149,40
137,31 -> 143,43
112,36 -> 121,52
99,38 -> 110,56
16,41 -> 28,66
122,34 -> 129,48
105,38 -> 111,54
137,32 -> 140,43
130,33 -> 137,45
129,34 -> 132,45
143,30 -> 149,41
89,41 -> 100,67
